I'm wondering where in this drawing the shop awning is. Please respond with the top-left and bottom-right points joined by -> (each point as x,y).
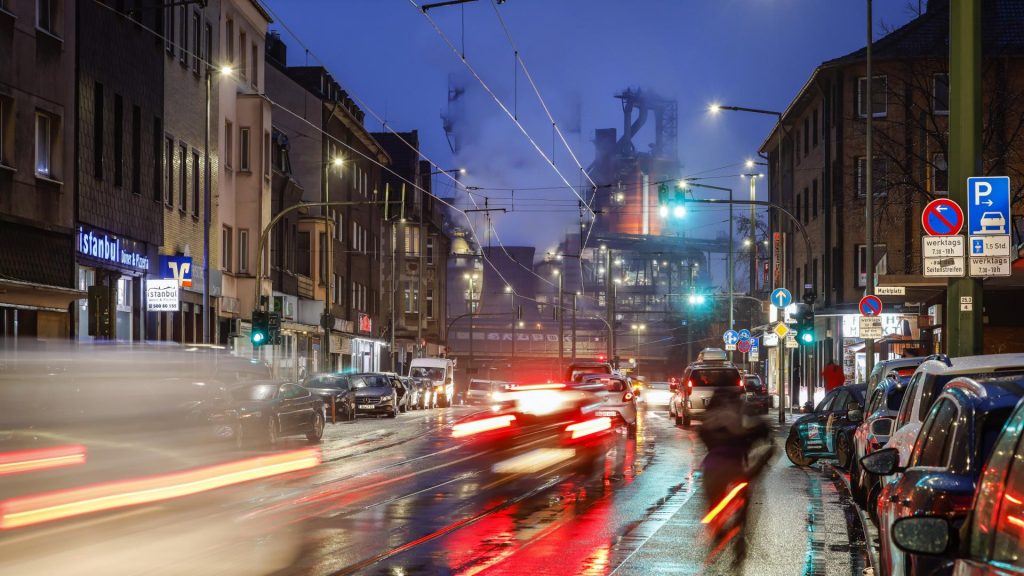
0,278 -> 85,312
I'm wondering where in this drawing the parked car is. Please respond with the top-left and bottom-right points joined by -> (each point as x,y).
574,374 -> 638,434
398,376 -> 420,410
862,374 -> 1024,576
642,381 -> 673,407
742,373 -> 771,415
467,379 -> 508,405
379,372 -> 413,413
887,385 -> 1024,575
412,377 -> 437,409
669,353 -> 743,427
302,373 -> 356,422
351,373 -> 399,418
883,354 -> 1024,485
850,358 -> 924,506
784,384 -> 866,468
230,381 -> 325,447
565,361 -> 614,383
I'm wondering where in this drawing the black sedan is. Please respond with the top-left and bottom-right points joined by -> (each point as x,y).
785,384 -> 866,468
303,373 -> 357,422
351,373 -> 399,418
231,381 -> 325,447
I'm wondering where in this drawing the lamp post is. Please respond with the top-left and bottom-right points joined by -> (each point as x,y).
505,284 -> 517,361
321,156 -> 344,370
742,171 -> 764,295
203,64 -> 233,344
553,268 -> 563,375
631,323 -> 646,375
464,272 -> 479,375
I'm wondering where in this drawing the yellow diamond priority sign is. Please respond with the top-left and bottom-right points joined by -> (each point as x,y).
773,322 -> 790,338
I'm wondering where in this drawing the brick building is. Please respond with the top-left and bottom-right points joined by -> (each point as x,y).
0,0 -> 82,338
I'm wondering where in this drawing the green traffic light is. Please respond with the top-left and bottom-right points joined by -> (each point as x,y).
799,331 -> 814,344
252,331 -> 266,345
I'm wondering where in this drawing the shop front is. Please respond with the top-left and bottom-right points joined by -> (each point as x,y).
75,225 -> 154,341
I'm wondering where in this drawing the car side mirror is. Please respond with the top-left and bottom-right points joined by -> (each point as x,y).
860,447 -> 902,475
891,516 -> 952,556
871,417 -> 894,437
847,409 -> 864,423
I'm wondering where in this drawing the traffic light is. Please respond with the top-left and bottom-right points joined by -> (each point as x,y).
657,182 -> 689,219
251,310 -> 269,347
792,303 -> 815,345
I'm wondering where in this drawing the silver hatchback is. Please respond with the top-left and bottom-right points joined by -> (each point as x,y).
669,362 -> 743,426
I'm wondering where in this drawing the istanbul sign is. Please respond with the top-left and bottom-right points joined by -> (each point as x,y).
78,227 -> 150,272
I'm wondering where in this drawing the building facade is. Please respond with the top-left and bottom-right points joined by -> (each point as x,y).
0,0 -> 81,338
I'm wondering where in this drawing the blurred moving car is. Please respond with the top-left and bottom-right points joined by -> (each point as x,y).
230,381 -> 325,446
575,374 -> 638,434
467,379 -> 509,406
863,374 -> 1024,576
785,384 -> 866,468
888,388 -> 1024,574
350,373 -> 399,418
669,353 -> 743,426
743,373 -> 771,415
849,360 -> 920,507
302,373 -> 357,422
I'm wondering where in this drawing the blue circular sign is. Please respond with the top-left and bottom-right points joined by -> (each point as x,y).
738,329 -> 751,341
723,330 -> 739,345
770,288 -> 793,309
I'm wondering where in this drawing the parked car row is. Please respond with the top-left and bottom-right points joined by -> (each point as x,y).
784,352 -> 1024,576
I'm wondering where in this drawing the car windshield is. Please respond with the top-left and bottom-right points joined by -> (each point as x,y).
305,375 -> 347,390
886,386 -> 908,410
351,374 -> 391,389
231,384 -> 278,402
411,367 -> 445,381
690,369 -> 740,387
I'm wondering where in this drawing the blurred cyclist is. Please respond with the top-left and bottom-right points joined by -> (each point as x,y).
698,387 -> 774,570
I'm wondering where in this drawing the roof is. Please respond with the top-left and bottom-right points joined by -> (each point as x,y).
919,353 -> 1024,376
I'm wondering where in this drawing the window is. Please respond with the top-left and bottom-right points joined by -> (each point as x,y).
333,274 -> 342,305
163,137 -> 173,205
34,113 -> 52,177
238,229 -> 249,273
179,143 -> 187,212
405,225 -> 420,256
224,120 -> 233,169
178,4 -> 187,65
113,94 -> 123,186
191,150 -> 200,216
812,179 -> 818,219
426,237 -> 435,265
152,117 -> 162,201
251,42 -> 259,89
221,225 -> 232,271
296,231 -> 310,276
910,399 -> 958,468
164,3 -> 174,53
855,156 -> 888,197
37,0 -> 53,33
855,244 -> 887,287
795,191 -> 801,223
225,18 -> 233,63
191,11 -> 201,75
931,154 -> 948,195
131,106 -> 141,195
239,30 -> 247,79
812,108 -> 819,148
239,127 -> 249,171
802,187 -> 809,224
404,280 -> 419,314
933,73 -> 949,114
93,82 -> 103,178
857,75 -> 887,118
205,23 -> 213,76
426,289 -> 434,319
803,116 -> 809,156
334,211 -> 342,241
351,281 -> 356,311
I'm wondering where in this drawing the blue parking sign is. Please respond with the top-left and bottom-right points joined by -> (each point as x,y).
967,176 -> 1011,236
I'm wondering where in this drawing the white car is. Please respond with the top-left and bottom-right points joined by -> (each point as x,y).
978,211 -> 1007,233
875,353 -> 1024,576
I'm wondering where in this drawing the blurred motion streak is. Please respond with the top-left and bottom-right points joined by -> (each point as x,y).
566,417 -> 612,440
1008,515 -> 1024,529
0,447 -> 321,530
701,481 -> 748,524
452,414 -> 516,438
507,383 -> 566,391
0,444 -> 87,476
491,448 -> 576,474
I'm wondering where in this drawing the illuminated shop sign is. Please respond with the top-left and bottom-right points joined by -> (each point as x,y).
78,226 -> 150,272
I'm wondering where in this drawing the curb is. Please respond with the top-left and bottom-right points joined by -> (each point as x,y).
824,462 -> 879,575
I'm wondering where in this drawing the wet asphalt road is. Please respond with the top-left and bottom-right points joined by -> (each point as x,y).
0,403 -> 868,575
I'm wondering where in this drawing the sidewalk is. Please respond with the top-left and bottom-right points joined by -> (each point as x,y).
613,417 -> 869,576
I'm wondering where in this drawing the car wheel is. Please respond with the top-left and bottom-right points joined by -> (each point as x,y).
266,416 -> 279,447
785,431 -> 816,467
836,433 -> 852,469
307,410 -> 325,443
388,405 -> 398,418
399,402 -> 407,413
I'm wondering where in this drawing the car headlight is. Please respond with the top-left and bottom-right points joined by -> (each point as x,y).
380,395 -> 393,402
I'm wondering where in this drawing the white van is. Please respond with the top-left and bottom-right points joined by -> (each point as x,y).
409,358 -> 456,408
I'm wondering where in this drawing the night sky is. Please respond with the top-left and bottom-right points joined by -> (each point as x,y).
264,0 -> 919,255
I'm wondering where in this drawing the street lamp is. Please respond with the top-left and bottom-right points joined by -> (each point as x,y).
430,168 -> 466,176
553,268 -> 564,374
202,64 -> 235,344
631,324 -> 646,375
320,155 -> 345,370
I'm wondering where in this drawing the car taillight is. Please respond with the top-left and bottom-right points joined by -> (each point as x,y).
623,391 -> 633,402
687,380 -> 693,390
566,417 -> 612,440
738,379 -> 744,388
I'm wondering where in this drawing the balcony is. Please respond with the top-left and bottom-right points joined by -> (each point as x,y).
297,275 -> 314,299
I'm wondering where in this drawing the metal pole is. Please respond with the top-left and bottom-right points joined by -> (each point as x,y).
777,120 -> 787,426
469,275 -> 474,375
202,70 -> 211,344
511,293 -> 516,361
605,249 -> 614,362
558,272 -> 564,375
947,0 -> 983,356
864,0 -> 875,383
323,162 -> 332,371
749,175 -> 757,295
729,187 -> 734,333
571,293 -> 577,362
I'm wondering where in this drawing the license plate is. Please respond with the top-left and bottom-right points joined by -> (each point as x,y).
358,404 -> 375,409
595,410 -> 617,417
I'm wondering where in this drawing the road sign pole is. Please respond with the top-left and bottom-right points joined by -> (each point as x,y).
947,0 -> 984,357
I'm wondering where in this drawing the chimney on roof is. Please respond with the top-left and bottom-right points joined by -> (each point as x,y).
266,31 -> 286,66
